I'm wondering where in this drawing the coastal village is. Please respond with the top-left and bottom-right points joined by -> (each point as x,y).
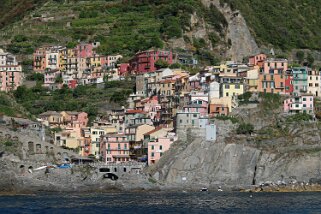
0,41 -> 319,169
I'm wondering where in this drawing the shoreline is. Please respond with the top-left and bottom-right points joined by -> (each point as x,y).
2,184 -> 321,196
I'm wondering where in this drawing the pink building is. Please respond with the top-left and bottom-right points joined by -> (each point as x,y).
284,95 -> 314,115
183,99 -> 208,116
63,111 -> 89,128
129,50 -> 173,74
101,134 -> 130,163
44,69 -> 60,87
101,55 -> 122,69
76,43 -> 93,59
148,137 -> 174,165
248,54 -> 267,66
0,65 -> 23,92
142,96 -> 161,122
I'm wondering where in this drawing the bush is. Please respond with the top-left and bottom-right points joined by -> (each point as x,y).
215,115 -> 239,124
286,113 -> 312,123
4,141 -> 14,147
236,123 -> 254,135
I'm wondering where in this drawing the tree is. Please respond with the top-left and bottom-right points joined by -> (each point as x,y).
296,51 -> 305,64
155,59 -> 169,69
307,53 -> 315,67
169,63 -> 181,69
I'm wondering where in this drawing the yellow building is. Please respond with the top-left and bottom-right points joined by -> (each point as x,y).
221,76 -> 244,97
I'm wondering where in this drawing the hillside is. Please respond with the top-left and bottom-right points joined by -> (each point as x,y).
0,0 -> 47,29
0,0 -> 230,64
0,0 -> 321,63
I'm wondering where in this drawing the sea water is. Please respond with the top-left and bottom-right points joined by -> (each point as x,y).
0,192 -> 321,213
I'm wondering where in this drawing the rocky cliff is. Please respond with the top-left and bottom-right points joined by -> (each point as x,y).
149,102 -> 321,190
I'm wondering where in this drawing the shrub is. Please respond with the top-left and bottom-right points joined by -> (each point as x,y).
286,113 -> 312,123
236,123 -> 254,135
215,115 -> 239,124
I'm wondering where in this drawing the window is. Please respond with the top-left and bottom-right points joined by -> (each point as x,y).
180,119 -> 182,123
151,152 -> 154,157
303,104 -> 306,107
160,152 -> 163,157
151,145 -> 154,150
226,92 -> 229,97
235,84 -> 240,89
159,145 -> 163,150
225,85 -> 230,89
303,98 -> 306,101
193,114 -> 197,118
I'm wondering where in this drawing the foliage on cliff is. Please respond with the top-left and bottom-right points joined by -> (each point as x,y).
13,80 -> 134,121
220,0 -> 321,50
0,0 -> 227,64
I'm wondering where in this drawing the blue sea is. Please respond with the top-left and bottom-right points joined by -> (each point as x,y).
1,192 -> 321,213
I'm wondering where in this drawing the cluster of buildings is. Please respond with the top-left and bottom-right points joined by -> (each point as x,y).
0,49 -> 23,92
33,42 -> 124,90
36,50 -> 321,166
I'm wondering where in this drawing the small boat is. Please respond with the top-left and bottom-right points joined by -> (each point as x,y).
218,186 -> 223,192
200,187 -> 208,192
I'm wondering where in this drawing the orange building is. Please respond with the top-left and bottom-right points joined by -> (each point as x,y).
258,59 -> 288,94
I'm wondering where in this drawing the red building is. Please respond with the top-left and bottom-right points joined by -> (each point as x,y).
68,79 -> 78,89
285,70 -> 293,95
129,50 -> 173,74
118,63 -> 130,76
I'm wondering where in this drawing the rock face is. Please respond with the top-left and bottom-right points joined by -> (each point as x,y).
201,0 -> 260,62
150,116 -> 321,189
152,139 -> 321,188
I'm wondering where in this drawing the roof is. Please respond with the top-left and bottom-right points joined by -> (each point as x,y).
125,110 -> 146,114
39,111 -> 61,116
144,127 -> 164,136
65,111 -> 82,115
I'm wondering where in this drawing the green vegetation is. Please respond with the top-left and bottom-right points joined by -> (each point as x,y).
0,137 -> 22,156
0,0 -> 228,65
238,92 -> 259,105
221,0 -> 321,50
286,113 -> 313,123
215,115 -> 239,124
259,93 -> 282,112
0,93 -> 29,117
236,123 -> 254,135
13,80 -> 135,122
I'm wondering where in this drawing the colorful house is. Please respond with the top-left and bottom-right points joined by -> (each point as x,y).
148,136 -> 175,165
33,47 -> 48,72
182,99 -> 208,117
292,67 -> 308,96
258,59 -> 288,94
44,69 -> 61,87
285,70 -> 293,95
307,70 -> 319,97
284,95 -> 314,115
129,50 -> 173,73
101,133 -> 130,163
0,65 -> 23,91
220,76 -> 244,97
248,54 -> 267,67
